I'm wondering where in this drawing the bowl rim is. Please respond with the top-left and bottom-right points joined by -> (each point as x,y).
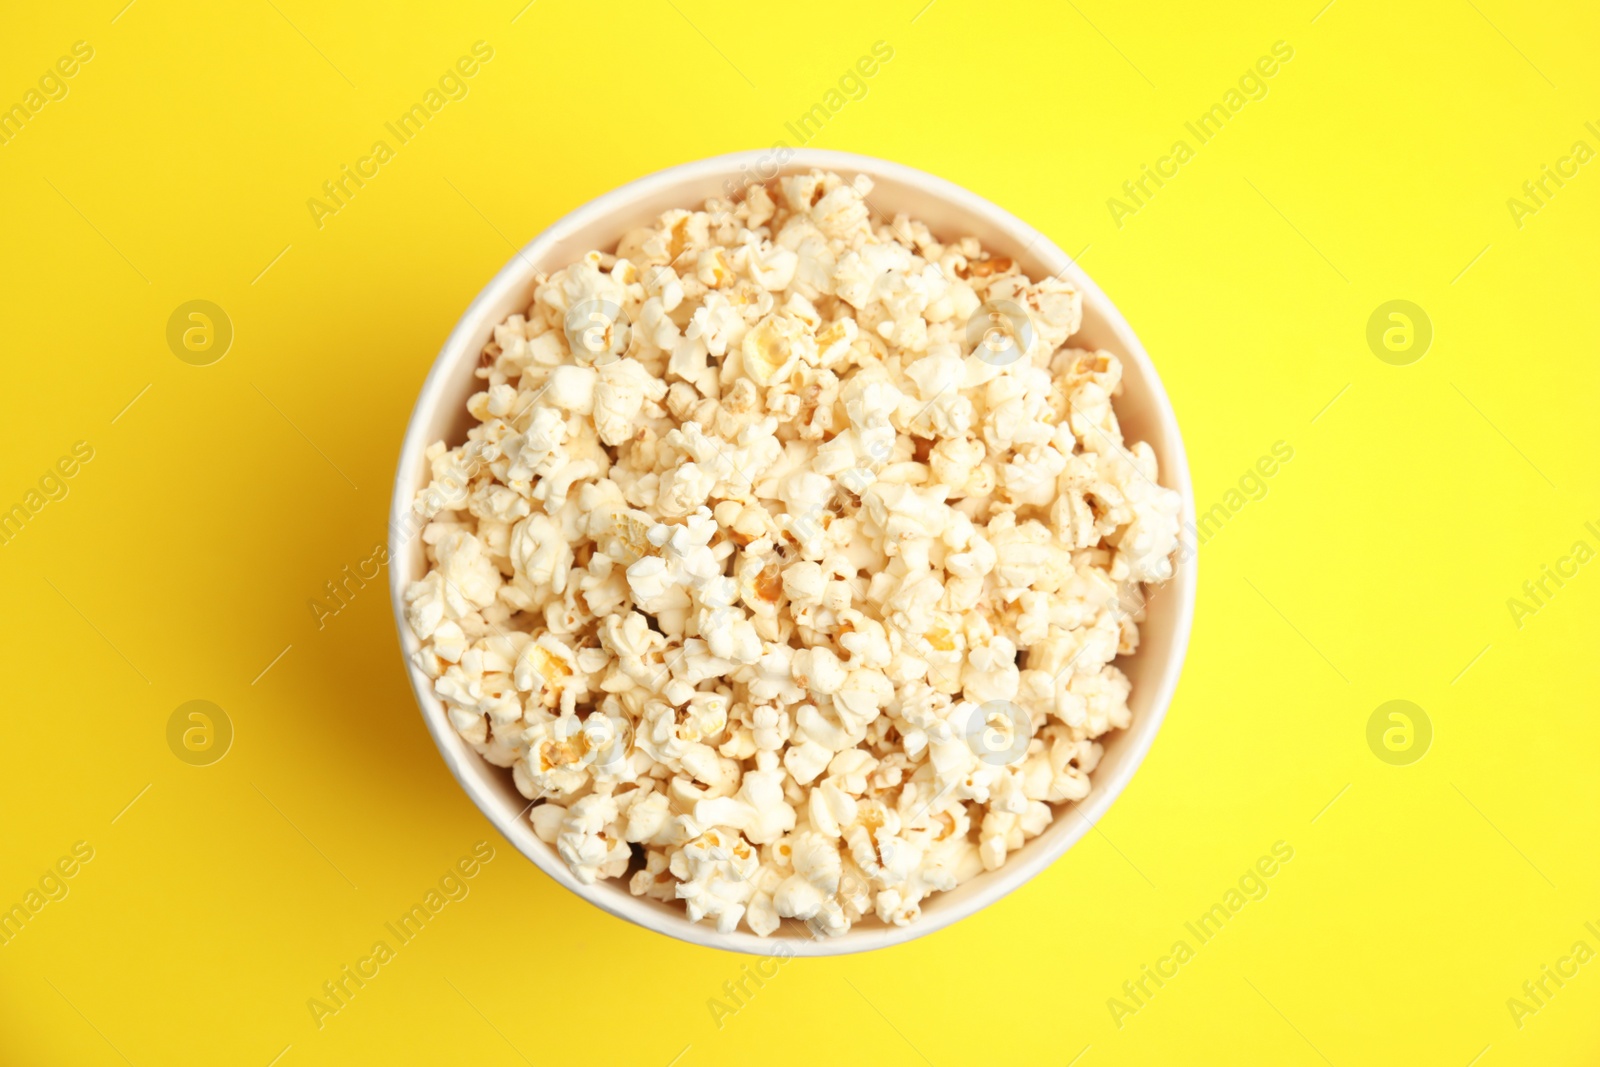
388,147 -> 1197,957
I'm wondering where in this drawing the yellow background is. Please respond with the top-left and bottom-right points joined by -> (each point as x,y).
2,0 -> 1597,1063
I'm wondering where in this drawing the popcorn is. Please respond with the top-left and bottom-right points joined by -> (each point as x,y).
405,170 -> 1181,938
556,794 -> 631,885
672,829 -> 759,933
694,769 -> 797,845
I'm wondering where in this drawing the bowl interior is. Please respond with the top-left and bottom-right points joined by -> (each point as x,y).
391,149 -> 1195,956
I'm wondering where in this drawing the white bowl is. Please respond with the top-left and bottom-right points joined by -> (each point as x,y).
389,149 -> 1196,957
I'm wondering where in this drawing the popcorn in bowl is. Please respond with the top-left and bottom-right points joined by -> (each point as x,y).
403,169 -> 1182,938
